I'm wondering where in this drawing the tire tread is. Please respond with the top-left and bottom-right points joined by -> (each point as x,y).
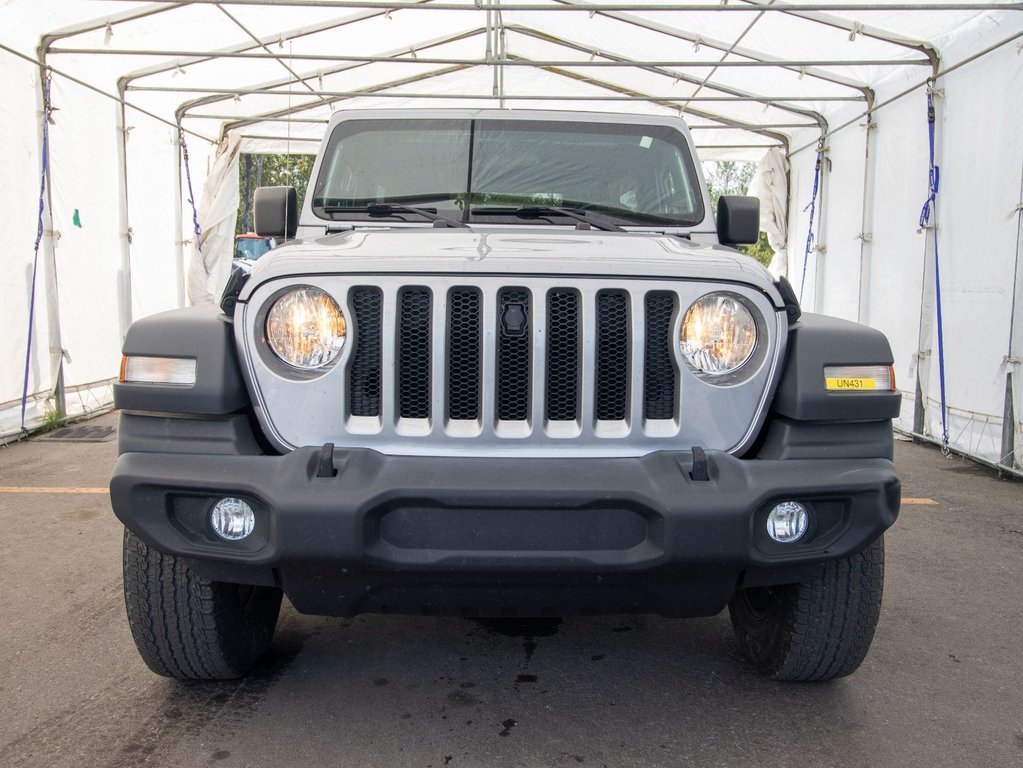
729,536 -> 885,682
122,528 -> 281,680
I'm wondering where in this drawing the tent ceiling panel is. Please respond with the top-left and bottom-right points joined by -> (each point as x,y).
739,13 -> 934,61
503,27 -> 862,101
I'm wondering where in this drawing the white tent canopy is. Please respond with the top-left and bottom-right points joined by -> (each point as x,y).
2,0 -> 1022,472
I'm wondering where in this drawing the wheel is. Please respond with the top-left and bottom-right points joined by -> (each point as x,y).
728,536 -> 885,682
122,528 -> 282,680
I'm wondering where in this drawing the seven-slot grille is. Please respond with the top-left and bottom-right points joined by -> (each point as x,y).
347,284 -> 679,433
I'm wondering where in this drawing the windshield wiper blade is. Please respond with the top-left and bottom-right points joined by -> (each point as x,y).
322,203 -> 468,229
470,205 -> 624,232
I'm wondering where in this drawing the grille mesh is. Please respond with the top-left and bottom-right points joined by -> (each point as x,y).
346,284 -> 692,433
398,288 -> 432,419
349,287 -> 383,417
496,288 -> 530,421
546,289 -> 580,421
596,291 -> 629,420
448,288 -> 482,420
643,292 -> 677,420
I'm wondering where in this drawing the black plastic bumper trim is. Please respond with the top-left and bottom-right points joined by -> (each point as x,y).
110,448 -> 900,616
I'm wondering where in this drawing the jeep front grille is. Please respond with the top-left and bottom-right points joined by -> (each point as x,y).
347,282 -> 681,429
241,275 -> 784,457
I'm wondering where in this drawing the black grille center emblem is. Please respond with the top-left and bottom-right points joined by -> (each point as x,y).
501,302 -> 528,337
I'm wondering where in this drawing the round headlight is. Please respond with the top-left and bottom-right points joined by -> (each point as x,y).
266,287 -> 347,369
680,293 -> 758,376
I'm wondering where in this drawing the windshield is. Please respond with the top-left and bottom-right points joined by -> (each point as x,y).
311,118 -> 705,227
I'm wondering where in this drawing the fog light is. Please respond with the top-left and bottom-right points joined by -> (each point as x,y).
210,498 -> 254,541
766,501 -> 808,543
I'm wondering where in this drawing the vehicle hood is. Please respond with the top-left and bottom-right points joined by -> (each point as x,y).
240,227 -> 783,307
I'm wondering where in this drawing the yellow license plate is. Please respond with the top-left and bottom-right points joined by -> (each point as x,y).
825,377 -> 878,391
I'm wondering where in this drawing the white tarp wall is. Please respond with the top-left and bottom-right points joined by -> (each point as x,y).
2,1 -> 1022,473
783,14 -> 1023,468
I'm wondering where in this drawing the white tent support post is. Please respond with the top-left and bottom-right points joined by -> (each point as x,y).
812,138 -> 831,313
1001,160 -> 1023,471
115,79 -> 134,339
912,78 -> 943,439
33,52 -> 65,420
857,113 -> 878,325
173,125 -> 187,308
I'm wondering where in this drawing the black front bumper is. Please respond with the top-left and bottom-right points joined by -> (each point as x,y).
110,445 -> 900,618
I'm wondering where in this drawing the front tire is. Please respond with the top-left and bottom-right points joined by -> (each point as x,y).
122,528 -> 282,680
728,536 -> 885,682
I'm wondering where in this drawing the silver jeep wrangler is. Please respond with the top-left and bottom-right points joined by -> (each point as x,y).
111,110 -> 900,682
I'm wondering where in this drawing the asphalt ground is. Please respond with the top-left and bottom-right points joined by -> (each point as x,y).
1,412 -> 1021,768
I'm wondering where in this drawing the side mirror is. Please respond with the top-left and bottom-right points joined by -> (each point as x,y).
716,195 -> 760,246
254,185 -> 298,239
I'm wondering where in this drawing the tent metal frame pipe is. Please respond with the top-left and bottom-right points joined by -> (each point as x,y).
240,134 -> 321,142
173,128 -> 187,308
207,63 -> 472,135
156,19 -> 827,144
103,1 -> 1023,12
789,27 -> 1023,157
695,144 -> 784,150
1001,158 -> 1023,470
203,30 -> 796,148
216,59 -> 792,148
677,0 -> 770,114
32,54 -> 65,422
195,115 -> 820,130
174,28 -> 486,129
114,4 -> 420,94
48,48 -> 935,68
912,80 -> 944,442
135,85 -> 865,101
499,58 -> 792,146
812,140 -> 830,314
213,2 -> 334,109
534,11 -> 872,109
114,81 -> 134,341
856,113 -> 878,327
39,2 -> 179,50
895,428 -> 1023,481
507,26 -> 838,125
235,134 -> 783,149
739,0 -> 940,69
0,43 -> 216,143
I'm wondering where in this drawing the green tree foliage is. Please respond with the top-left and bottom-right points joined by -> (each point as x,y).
702,160 -> 774,268
237,153 -> 315,234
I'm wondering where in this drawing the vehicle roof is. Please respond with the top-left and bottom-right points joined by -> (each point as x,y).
323,108 -> 693,133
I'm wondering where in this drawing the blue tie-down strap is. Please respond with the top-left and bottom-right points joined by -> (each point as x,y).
180,129 -> 203,254
919,88 -> 950,455
799,143 -> 823,302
